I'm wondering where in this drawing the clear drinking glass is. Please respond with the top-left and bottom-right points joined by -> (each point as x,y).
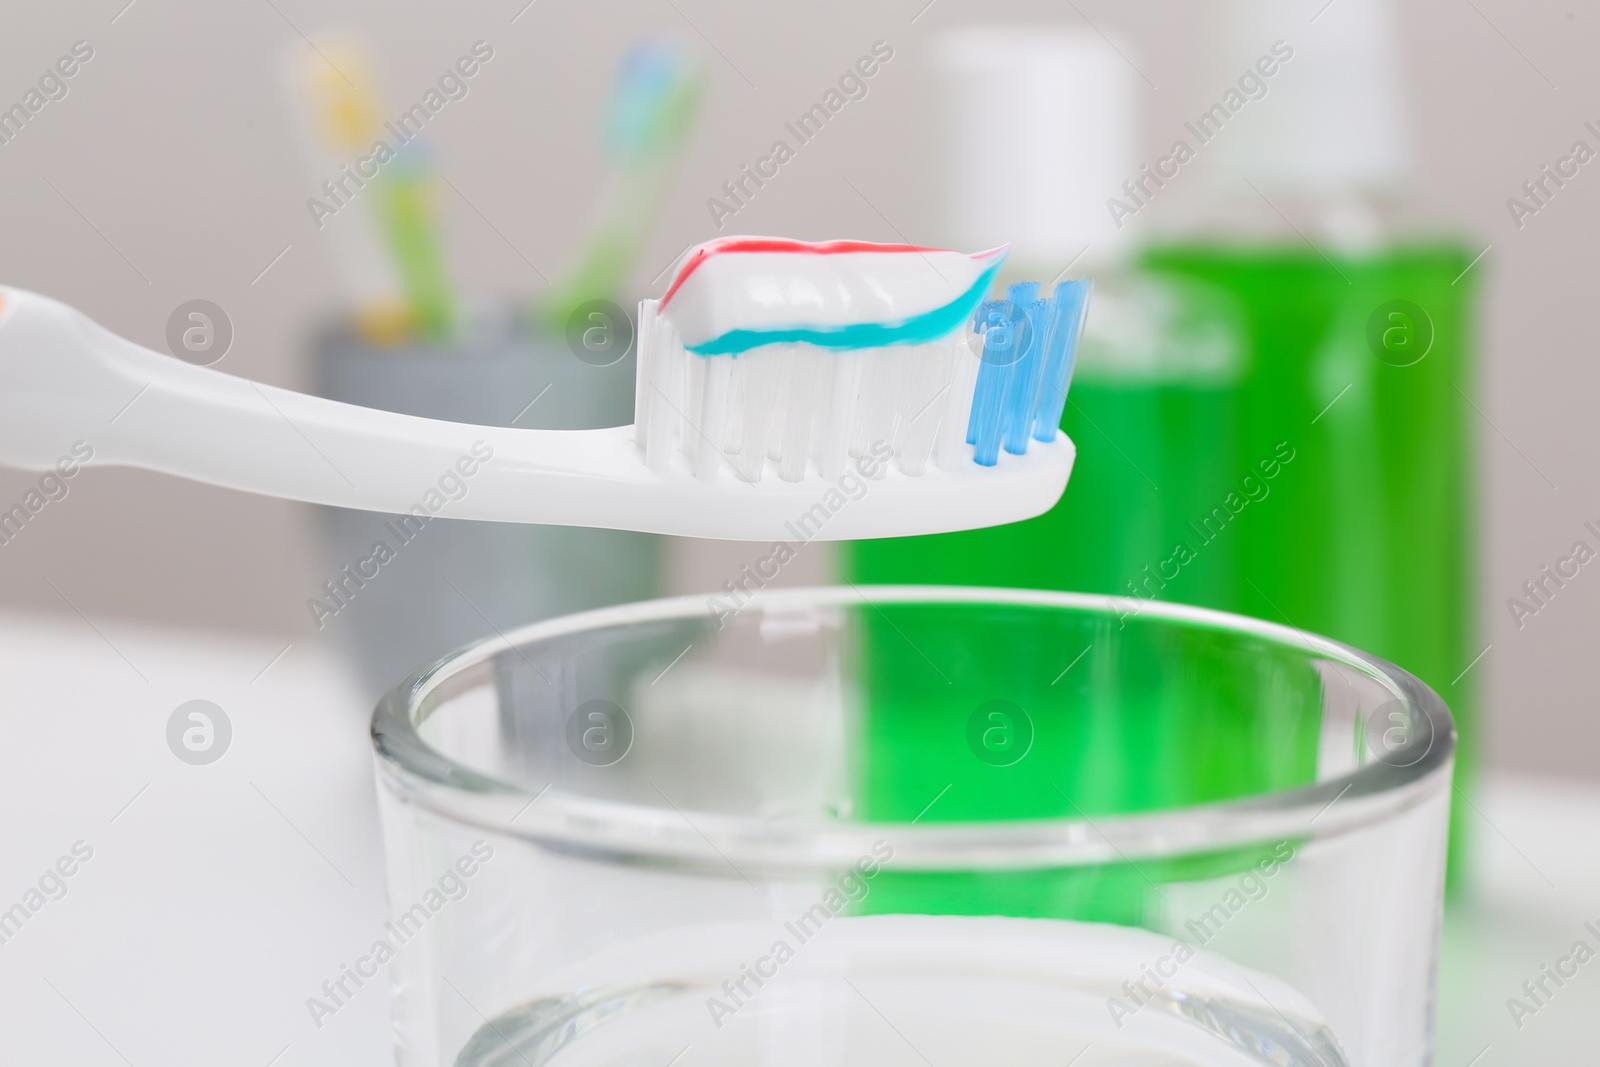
371,586 -> 1453,1067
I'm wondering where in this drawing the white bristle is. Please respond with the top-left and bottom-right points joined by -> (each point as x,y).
898,340 -> 956,477
815,351 -> 864,480
806,356 -> 836,470
636,301 -> 982,482
937,335 -> 982,472
727,350 -> 780,482
633,300 -> 655,451
729,351 -> 764,483
885,347 -> 918,459
694,355 -> 732,480
682,352 -> 705,467
640,305 -> 683,473
778,347 -> 830,481
765,346 -> 798,465
850,353 -> 890,460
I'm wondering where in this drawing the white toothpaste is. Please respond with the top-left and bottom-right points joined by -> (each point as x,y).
658,237 -> 1007,355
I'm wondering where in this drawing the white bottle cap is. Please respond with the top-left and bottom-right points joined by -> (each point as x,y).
1209,0 -> 1410,193
933,27 -> 1136,270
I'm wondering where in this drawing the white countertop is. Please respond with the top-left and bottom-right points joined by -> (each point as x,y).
0,611 -> 387,1066
1437,774 -> 1600,1067
0,610 -> 1589,1066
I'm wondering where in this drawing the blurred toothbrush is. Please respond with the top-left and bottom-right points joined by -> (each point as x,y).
539,35 -> 704,334
293,39 -> 456,342
373,139 -> 456,341
291,41 -> 406,341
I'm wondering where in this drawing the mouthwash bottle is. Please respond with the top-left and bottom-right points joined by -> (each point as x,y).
849,6 -> 1478,890
1140,0 -> 1478,885
845,29 -> 1292,886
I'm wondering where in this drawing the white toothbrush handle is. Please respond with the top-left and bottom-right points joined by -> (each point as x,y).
0,285 -> 661,514
0,287 -> 1075,539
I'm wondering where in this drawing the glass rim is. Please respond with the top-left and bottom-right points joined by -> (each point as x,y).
371,585 -> 1455,872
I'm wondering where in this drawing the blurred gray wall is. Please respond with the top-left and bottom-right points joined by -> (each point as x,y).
0,0 -> 1592,778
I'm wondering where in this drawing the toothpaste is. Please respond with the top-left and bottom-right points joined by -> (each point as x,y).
659,237 -> 1006,355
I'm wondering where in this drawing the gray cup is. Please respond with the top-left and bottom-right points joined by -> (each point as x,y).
311,305 -> 661,694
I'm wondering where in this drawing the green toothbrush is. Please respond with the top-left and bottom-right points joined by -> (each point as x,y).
539,35 -> 705,336
374,141 -> 457,342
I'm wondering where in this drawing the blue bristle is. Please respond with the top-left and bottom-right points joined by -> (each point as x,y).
958,277 -> 1092,465
1000,299 -> 1050,454
1031,279 -> 1092,443
1028,286 -> 1076,443
967,300 -> 1006,446
1006,281 -> 1040,305
969,320 -> 1014,466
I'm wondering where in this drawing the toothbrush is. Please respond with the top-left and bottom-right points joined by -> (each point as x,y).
371,139 -> 456,341
539,34 -> 704,335
292,39 -> 456,342
290,40 -> 406,341
0,238 -> 1089,541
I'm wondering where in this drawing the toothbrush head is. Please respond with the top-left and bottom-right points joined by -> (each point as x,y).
631,236 -> 1092,526
605,34 -> 705,165
300,40 -> 383,155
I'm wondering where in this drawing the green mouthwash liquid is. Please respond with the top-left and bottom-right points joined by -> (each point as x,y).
849,599 -> 1322,925
1141,239 -> 1477,884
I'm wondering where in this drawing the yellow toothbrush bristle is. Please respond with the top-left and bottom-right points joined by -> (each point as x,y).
303,45 -> 381,153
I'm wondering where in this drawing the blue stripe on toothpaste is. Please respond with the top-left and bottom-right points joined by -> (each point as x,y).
685,260 -> 1002,356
